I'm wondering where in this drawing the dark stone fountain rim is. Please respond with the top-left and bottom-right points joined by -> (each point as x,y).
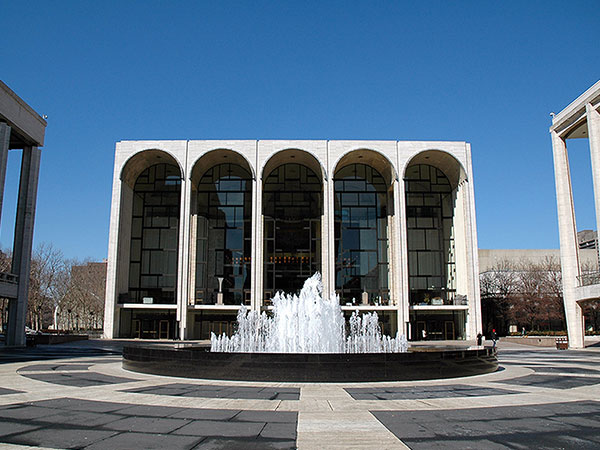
122,344 -> 498,382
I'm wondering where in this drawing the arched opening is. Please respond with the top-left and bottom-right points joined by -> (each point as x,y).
334,163 -> 391,305
187,150 -> 254,339
404,150 -> 468,340
116,153 -> 182,340
263,162 -> 323,299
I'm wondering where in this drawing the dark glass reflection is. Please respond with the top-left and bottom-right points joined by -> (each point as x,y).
405,164 -> 456,305
128,163 -> 181,304
334,164 -> 389,305
263,163 -> 322,299
196,163 -> 252,305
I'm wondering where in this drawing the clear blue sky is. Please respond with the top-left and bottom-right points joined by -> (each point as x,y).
1,1 -> 599,260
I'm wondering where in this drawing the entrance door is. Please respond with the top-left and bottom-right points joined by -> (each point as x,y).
159,320 -> 170,339
444,320 -> 455,340
132,319 -> 141,338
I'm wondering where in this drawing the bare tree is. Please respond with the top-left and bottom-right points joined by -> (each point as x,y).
60,260 -> 106,331
28,243 -> 68,331
480,259 -> 519,334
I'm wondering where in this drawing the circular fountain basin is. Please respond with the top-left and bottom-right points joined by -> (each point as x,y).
122,345 -> 498,382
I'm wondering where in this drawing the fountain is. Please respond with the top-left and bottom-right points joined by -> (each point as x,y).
123,273 -> 497,382
210,273 -> 408,354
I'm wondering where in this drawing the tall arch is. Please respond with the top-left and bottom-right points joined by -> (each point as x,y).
404,150 -> 468,340
333,150 -> 395,306
116,149 -> 183,339
187,150 -> 254,338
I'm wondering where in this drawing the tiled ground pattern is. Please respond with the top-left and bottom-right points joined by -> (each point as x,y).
0,398 -> 297,450
371,348 -> 600,449
123,383 -> 300,400
345,384 -> 522,400
373,401 -> 600,449
1,342 -> 600,449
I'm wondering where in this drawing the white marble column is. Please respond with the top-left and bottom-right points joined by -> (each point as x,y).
391,178 -> 405,333
396,175 -> 410,337
251,175 -> 263,311
551,131 -> 584,348
177,172 -> 191,339
6,146 -> 41,347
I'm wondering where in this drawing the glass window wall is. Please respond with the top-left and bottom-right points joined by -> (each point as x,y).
334,164 -> 389,305
263,163 -> 322,299
196,163 -> 252,305
405,164 -> 456,305
128,163 -> 181,304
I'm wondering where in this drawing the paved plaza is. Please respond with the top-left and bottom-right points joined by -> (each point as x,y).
0,340 -> 599,449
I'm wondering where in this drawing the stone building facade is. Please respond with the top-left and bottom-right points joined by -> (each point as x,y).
103,140 -> 481,341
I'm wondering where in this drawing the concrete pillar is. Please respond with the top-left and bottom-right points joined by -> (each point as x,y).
396,167 -> 410,337
103,163 -> 123,339
325,174 -> 336,300
464,143 -> 482,340
586,104 -> 600,265
0,123 -> 10,224
6,146 -> 41,347
177,171 -> 191,339
391,178 -> 405,333
252,170 -> 263,311
551,131 -> 584,348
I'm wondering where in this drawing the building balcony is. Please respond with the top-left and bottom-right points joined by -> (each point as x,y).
577,271 -> 600,287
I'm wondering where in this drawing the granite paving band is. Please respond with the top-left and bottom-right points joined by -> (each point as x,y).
492,373 -> 600,389
345,384 -> 522,400
17,370 -> 139,387
123,383 -> 300,400
372,401 -> 600,449
0,387 -> 24,396
0,398 -> 298,450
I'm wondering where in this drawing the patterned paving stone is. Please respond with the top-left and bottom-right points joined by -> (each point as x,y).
372,401 -> 600,449
2,427 -> 118,449
102,416 -> 191,433
194,437 -> 296,449
123,383 -> 301,400
17,363 -> 95,372
173,420 -> 266,437
0,398 -> 299,449
494,374 -> 600,389
0,387 -> 24,395
345,384 -> 522,400
19,371 -> 138,387
84,432 -> 204,450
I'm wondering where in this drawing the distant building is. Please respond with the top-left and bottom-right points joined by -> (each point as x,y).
104,140 -> 482,342
578,230 -> 597,249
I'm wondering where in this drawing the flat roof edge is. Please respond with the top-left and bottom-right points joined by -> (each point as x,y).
550,79 -> 600,132
0,80 -> 47,147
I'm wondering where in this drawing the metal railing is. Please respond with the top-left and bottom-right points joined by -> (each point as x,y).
577,271 -> 600,287
0,272 -> 19,284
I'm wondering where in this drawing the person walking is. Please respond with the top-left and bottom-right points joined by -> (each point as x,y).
476,332 -> 483,346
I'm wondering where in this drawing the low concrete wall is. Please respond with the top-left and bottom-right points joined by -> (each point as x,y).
503,336 -> 566,347
34,334 -> 88,345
